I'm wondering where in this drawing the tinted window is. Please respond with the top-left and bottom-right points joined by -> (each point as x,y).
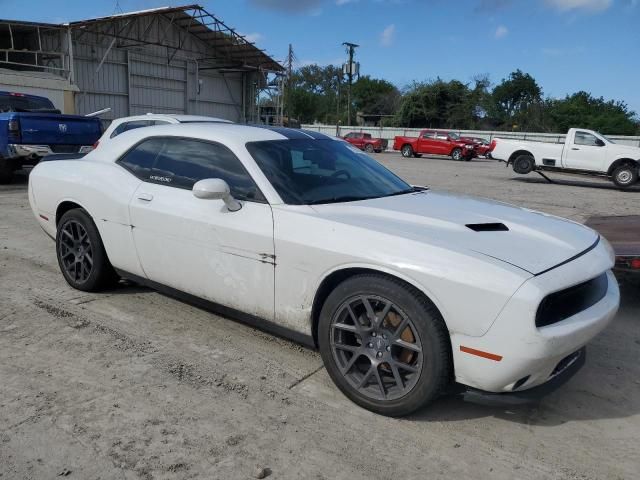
150,138 -> 264,202
574,131 -> 600,146
247,139 -> 413,205
118,137 -> 165,180
0,93 -> 56,112
110,120 -> 153,138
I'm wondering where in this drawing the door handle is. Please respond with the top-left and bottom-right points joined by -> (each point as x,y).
137,192 -> 153,202
571,147 -> 580,150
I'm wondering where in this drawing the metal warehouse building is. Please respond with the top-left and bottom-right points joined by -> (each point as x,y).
0,4 -> 284,123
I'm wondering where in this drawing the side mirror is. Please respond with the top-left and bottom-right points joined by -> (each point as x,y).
192,178 -> 242,212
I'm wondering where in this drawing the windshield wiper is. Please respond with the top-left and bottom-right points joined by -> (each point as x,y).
307,195 -> 375,205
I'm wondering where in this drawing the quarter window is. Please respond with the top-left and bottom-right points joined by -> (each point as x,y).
117,137 -> 165,180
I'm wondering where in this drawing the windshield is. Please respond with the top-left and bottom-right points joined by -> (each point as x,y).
246,139 -> 414,205
599,133 -> 615,144
0,93 -> 57,113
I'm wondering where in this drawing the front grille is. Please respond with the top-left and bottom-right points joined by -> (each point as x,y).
536,272 -> 608,328
50,144 -> 81,153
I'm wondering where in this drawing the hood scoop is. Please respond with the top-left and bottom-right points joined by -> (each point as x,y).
466,223 -> 509,232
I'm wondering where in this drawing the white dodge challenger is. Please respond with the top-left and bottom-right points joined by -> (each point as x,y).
28,124 -> 620,416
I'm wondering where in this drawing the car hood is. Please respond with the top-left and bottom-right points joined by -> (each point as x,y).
610,143 -> 640,157
310,190 -> 598,275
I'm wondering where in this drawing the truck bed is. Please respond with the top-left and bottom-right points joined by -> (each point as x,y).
585,215 -> 640,272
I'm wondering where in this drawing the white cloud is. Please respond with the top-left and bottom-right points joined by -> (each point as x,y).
241,32 -> 264,43
494,25 -> 508,39
544,0 -> 612,12
380,24 -> 396,47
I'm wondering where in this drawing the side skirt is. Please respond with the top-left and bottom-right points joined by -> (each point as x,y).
114,269 -> 316,349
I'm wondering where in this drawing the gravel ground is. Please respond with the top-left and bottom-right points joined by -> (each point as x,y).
1,155 -> 638,480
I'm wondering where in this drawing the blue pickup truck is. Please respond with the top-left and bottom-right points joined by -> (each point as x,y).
0,91 -> 102,183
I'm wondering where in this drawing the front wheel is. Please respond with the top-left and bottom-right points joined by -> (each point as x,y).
56,209 -> 118,292
364,144 -> 375,153
451,148 -> 463,161
318,274 -> 451,417
401,145 -> 414,158
612,165 -> 638,188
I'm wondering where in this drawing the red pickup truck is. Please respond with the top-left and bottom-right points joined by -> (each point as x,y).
393,130 -> 477,160
343,132 -> 388,153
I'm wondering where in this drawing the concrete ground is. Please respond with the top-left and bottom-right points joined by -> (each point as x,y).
1,155 -> 638,480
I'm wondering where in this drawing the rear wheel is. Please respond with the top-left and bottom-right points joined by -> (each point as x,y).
364,144 -> 375,153
451,148 -> 463,161
513,154 -> 535,174
56,209 -> 118,292
0,160 -> 13,184
612,165 -> 638,188
401,145 -> 414,158
318,274 -> 451,417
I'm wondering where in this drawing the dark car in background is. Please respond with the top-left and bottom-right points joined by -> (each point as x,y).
0,91 -> 102,183
343,131 -> 388,153
460,136 -> 492,157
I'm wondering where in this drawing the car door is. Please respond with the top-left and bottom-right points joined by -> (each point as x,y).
126,136 -> 275,321
416,130 -> 435,154
563,131 -> 606,172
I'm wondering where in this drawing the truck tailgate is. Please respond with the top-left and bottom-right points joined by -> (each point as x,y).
585,215 -> 640,257
18,113 -> 101,146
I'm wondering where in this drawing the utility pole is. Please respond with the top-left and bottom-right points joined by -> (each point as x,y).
342,42 -> 358,126
286,43 -> 294,124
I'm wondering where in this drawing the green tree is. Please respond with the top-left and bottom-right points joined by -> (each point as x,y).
351,76 -> 400,116
490,70 -> 543,130
545,91 -> 638,135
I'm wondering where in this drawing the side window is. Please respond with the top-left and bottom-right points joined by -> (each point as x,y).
151,138 -> 265,202
421,131 -> 432,139
345,133 -> 355,139
574,131 -> 600,147
117,137 -> 165,180
436,132 -> 448,140
363,133 -> 372,139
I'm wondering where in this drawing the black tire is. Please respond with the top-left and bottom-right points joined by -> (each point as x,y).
401,144 -> 414,158
451,148 -> 463,161
513,154 -> 535,174
56,208 -> 118,292
0,161 -> 13,184
364,144 -> 375,153
611,164 -> 638,188
318,274 -> 451,417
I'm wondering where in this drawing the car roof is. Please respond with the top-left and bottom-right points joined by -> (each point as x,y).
100,123 -> 336,159
111,114 -> 233,124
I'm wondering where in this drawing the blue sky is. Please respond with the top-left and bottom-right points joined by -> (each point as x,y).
2,0 -> 639,114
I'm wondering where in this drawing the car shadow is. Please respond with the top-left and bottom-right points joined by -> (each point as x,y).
511,175 -> 640,192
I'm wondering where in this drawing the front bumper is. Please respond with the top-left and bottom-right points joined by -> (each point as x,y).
6,144 -> 93,160
451,239 -> 619,395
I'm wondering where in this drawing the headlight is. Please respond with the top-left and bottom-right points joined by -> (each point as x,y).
465,144 -> 474,149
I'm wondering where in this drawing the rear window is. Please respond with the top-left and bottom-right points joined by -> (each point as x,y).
0,93 -> 56,112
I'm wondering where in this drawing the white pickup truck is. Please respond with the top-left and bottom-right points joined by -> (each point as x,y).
490,128 -> 640,188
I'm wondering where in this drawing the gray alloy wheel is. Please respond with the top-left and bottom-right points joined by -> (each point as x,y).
401,145 -> 414,158
364,144 -> 375,153
330,295 -> 423,402
58,219 -> 94,284
451,148 -> 463,161
56,209 -> 118,292
318,274 -> 451,417
612,165 -> 638,188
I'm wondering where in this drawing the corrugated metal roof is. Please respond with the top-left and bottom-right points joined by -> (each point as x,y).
65,4 -> 283,71
1,4 -> 283,72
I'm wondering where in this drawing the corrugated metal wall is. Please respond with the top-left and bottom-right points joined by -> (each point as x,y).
69,16 -> 245,123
